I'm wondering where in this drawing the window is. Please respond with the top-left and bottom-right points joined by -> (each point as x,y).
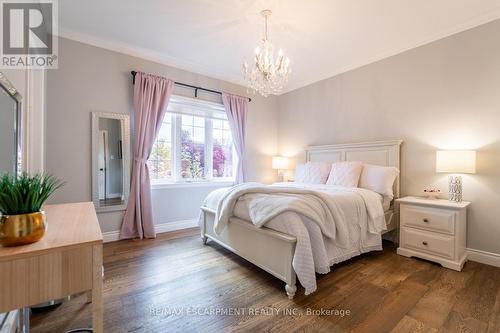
149,113 -> 173,179
149,96 -> 235,184
180,114 -> 206,179
212,119 -> 233,178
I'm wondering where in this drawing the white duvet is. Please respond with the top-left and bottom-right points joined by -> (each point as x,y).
201,182 -> 387,295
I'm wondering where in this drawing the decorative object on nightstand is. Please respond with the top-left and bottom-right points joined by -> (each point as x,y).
436,150 -> 476,202
423,187 -> 441,200
272,156 -> 289,182
396,196 -> 470,271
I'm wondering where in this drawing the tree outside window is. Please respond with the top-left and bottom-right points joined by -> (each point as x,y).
149,99 -> 235,183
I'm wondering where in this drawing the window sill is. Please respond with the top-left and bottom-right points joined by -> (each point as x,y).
151,180 -> 234,190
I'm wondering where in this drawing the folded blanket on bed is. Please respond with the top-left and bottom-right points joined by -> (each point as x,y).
214,182 -> 386,249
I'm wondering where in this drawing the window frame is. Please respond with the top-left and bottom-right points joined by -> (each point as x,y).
150,95 -> 237,187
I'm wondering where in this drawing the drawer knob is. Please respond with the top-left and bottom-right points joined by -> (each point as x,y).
423,218 -> 429,223
422,241 -> 428,246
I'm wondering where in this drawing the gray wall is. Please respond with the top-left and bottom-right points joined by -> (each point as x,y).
47,19 -> 500,254
278,20 -> 500,254
46,37 -> 278,232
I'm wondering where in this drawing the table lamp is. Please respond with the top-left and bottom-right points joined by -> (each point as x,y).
272,156 -> 289,182
436,150 -> 476,202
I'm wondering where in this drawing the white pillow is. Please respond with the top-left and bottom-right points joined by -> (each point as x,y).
294,162 -> 331,184
359,164 -> 400,199
326,161 -> 363,187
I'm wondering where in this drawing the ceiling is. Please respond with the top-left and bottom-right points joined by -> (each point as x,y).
58,0 -> 500,94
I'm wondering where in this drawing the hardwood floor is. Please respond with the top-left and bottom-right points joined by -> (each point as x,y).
31,228 -> 500,333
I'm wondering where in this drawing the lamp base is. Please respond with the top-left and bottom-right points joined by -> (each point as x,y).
277,170 -> 284,182
448,175 -> 462,202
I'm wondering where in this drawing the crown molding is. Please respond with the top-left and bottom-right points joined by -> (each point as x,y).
59,10 -> 500,96
281,12 -> 500,94
57,27 -> 248,89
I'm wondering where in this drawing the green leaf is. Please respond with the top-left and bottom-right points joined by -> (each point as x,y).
0,172 -> 64,215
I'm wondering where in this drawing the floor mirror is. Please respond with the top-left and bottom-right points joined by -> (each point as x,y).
91,112 -> 130,212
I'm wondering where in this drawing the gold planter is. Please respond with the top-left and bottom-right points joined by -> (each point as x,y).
0,211 -> 46,246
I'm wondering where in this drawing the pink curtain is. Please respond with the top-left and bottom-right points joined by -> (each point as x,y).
120,72 -> 174,239
222,92 -> 248,184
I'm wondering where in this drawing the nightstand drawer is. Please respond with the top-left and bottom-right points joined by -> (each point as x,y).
401,205 -> 455,234
401,228 -> 454,259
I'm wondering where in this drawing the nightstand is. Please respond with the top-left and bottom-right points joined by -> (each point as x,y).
396,196 -> 470,271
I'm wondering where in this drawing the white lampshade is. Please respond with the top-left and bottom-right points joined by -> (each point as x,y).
272,156 -> 289,170
436,150 -> 476,174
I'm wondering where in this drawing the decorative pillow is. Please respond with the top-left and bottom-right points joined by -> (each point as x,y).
359,164 -> 400,199
294,164 -> 307,182
326,161 -> 363,187
294,162 -> 331,184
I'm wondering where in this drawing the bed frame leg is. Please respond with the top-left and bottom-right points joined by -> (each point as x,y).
285,284 -> 297,299
200,210 -> 208,245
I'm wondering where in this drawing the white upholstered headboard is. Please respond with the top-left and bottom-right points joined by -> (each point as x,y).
305,140 -> 403,198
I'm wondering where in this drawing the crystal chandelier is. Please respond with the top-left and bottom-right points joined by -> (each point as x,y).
242,9 -> 291,97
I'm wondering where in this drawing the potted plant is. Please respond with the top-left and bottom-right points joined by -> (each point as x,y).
0,173 -> 64,246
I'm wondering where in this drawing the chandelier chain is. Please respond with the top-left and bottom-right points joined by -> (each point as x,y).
264,13 -> 268,41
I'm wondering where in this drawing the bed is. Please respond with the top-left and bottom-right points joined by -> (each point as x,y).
199,140 -> 402,299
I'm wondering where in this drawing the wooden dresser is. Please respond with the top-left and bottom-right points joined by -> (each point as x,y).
396,196 -> 469,271
0,202 -> 103,332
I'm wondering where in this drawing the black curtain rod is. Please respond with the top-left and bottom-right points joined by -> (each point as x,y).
130,71 -> 251,102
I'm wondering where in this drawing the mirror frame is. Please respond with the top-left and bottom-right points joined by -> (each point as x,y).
91,111 -> 131,212
0,71 -> 23,177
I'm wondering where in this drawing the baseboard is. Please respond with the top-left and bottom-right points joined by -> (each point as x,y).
101,223 -> 500,267
102,219 -> 198,243
467,248 -> 500,268
155,219 -> 198,234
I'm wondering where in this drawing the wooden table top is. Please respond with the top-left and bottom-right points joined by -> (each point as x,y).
0,202 -> 102,261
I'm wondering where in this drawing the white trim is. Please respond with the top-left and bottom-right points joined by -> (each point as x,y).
151,180 -> 233,190
173,113 -> 181,182
101,231 -> 120,243
24,69 -> 45,173
58,27 -> 246,89
467,248 -> 500,268
305,139 -> 403,151
170,95 -> 225,112
102,219 -> 198,243
155,219 -> 198,234
283,11 -> 500,93
204,117 -> 214,180
59,12 -> 500,95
